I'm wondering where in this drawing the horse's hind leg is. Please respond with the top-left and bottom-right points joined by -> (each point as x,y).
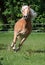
19,37 -> 26,47
16,34 -> 29,51
11,32 -> 17,50
16,37 -> 26,51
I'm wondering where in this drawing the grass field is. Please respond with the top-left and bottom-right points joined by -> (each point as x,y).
0,32 -> 45,65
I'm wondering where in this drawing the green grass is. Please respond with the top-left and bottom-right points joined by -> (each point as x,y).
0,32 -> 45,65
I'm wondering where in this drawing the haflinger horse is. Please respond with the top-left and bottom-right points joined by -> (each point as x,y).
11,5 -> 37,51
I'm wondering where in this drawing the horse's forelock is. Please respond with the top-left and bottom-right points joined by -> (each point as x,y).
21,5 -> 28,12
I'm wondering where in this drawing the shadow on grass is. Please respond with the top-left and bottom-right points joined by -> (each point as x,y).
0,44 -> 7,50
0,58 -> 3,65
0,57 -> 3,65
0,43 -> 45,54
0,61 -> 2,65
27,49 -> 45,54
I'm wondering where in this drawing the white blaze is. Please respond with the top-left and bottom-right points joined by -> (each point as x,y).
21,5 -> 28,12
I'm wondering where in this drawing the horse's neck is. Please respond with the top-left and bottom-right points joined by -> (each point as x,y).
26,18 -> 31,23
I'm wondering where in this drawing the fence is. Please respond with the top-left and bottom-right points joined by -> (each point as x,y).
0,23 -> 45,32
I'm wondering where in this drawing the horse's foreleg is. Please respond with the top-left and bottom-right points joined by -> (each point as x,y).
11,32 -> 17,50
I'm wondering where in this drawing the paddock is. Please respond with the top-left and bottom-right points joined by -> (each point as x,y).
0,31 -> 45,65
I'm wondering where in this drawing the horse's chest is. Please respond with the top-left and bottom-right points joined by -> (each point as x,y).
19,22 -> 31,35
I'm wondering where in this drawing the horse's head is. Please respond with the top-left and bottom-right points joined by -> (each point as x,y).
21,5 -> 37,20
21,5 -> 30,18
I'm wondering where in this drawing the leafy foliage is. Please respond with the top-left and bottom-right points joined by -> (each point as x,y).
0,0 -> 45,31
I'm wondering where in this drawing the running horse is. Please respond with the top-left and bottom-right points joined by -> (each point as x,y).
11,5 -> 37,51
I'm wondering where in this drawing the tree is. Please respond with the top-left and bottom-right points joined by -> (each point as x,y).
0,0 -> 45,32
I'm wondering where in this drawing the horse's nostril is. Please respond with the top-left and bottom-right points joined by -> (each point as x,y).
26,16 -> 27,17
24,16 -> 27,18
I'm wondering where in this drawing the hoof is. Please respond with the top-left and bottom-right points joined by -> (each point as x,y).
15,47 -> 20,52
12,46 -> 16,50
11,45 -> 14,48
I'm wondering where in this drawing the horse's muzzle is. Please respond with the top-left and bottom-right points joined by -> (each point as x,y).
23,16 -> 28,19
